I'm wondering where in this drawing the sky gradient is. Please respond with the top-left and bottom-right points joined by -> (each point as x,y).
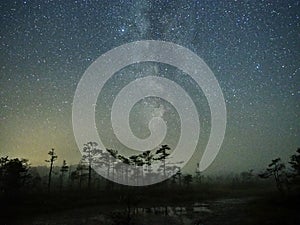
1,0 -> 299,174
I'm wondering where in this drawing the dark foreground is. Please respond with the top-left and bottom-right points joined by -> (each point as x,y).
2,185 -> 300,225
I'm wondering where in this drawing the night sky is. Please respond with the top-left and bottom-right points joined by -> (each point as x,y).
1,0 -> 299,174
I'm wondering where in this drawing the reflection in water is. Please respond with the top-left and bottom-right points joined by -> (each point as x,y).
116,198 -> 251,225
134,203 -> 211,215
125,203 -> 212,225
30,198 -> 252,225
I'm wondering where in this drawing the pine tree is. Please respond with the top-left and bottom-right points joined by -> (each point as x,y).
45,148 -> 57,193
59,160 -> 69,192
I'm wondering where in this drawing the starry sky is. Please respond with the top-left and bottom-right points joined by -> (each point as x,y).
1,0 -> 299,174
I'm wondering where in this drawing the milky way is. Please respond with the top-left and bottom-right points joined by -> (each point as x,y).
0,0 -> 299,173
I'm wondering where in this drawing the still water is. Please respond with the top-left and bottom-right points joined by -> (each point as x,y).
30,198 -> 252,225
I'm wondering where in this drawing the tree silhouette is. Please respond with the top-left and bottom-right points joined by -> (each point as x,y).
59,160 -> 69,192
71,160 -> 88,189
82,142 -> 102,189
155,145 -> 171,178
108,145 -> 174,184
240,169 -> 254,184
0,156 -> 9,191
106,148 -> 118,182
0,156 -> 9,168
129,154 -> 143,185
170,167 -> 182,187
195,163 -> 202,185
289,148 -> 300,176
0,157 -> 31,193
141,150 -> 154,183
183,174 -> 193,188
118,155 -> 131,183
259,158 -> 286,192
45,148 -> 57,192
94,148 -> 118,189
288,148 -> 300,187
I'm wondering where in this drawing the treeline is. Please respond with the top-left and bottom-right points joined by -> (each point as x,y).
0,144 -> 299,195
0,142 -> 254,195
258,148 -> 300,193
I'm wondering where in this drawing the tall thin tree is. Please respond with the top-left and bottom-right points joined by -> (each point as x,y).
155,145 -> 171,178
259,158 -> 286,193
59,160 -> 69,192
82,142 -> 102,189
45,148 -> 57,193
106,148 -> 118,182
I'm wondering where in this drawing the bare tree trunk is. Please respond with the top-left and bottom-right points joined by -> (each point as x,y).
48,159 -> 53,193
88,150 -> 92,190
88,163 -> 92,189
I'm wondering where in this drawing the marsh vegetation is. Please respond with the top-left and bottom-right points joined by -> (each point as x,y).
1,146 -> 300,225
